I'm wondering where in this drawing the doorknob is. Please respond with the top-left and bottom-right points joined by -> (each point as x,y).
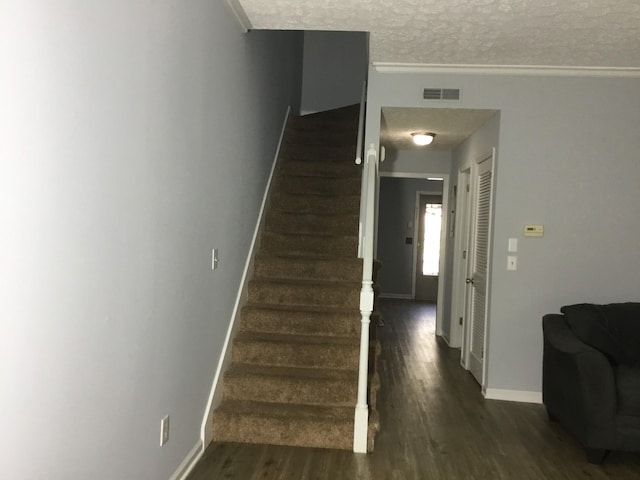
466,278 -> 474,285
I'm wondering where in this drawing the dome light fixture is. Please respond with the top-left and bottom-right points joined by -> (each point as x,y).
412,132 -> 436,146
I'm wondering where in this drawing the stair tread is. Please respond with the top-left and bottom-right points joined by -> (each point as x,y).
235,331 -> 360,346
263,231 -> 358,240
226,363 -> 358,379
243,302 -> 360,314
256,253 -> 362,262
249,277 -> 360,288
268,211 -> 360,219
216,399 -> 353,421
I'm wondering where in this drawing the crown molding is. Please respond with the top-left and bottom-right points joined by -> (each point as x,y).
225,0 -> 252,33
373,63 -> 640,78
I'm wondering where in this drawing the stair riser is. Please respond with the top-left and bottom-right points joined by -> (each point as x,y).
271,192 -> 360,215
212,412 -> 353,450
279,143 -> 355,162
248,282 -> 360,308
265,212 -> 359,236
276,176 -> 361,196
232,340 -> 360,370
279,160 -> 361,178
254,257 -> 362,283
260,233 -> 357,257
283,132 -> 357,148
223,374 -> 357,406
240,308 -> 360,337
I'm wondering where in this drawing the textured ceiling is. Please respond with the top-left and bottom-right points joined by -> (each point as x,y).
237,0 -> 640,68
381,108 -> 498,151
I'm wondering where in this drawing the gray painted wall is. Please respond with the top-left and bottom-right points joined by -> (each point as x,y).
366,69 -> 640,395
300,31 -> 368,114
378,177 -> 444,296
381,149 -> 453,175
0,2 -> 302,479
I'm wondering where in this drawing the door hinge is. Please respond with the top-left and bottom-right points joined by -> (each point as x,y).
466,184 -> 470,192
459,317 -> 463,326
462,250 -> 467,259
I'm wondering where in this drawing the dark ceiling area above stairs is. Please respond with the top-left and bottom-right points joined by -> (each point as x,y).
212,104 -> 380,451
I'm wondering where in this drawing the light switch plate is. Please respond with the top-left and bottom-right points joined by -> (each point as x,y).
507,256 -> 517,271
508,238 -> 518,252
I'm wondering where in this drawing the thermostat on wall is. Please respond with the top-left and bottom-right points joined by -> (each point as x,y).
524,224 -> 544,237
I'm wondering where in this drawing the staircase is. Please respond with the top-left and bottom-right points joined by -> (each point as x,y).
212,105 -> 375,451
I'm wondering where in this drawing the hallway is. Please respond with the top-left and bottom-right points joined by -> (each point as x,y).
187,299 -> 640,479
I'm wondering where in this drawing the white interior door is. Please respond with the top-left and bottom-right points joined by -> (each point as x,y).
466,151 -> 494,385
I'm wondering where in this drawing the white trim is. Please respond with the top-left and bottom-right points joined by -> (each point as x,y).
380,171 -> 447,179
372,63 -> 640,78
200,107 -> 291,446
449,169 -> 471,350
483,388 -> 543,404
224,0 -> 252,33
379,293 -> 413,299
169,440 -> 204,480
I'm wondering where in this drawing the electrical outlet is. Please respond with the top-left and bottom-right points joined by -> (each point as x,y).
160,415 -> 169,446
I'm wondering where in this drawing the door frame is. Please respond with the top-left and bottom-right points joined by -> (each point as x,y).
450,168 -> 472,351
380,172 -> 449,336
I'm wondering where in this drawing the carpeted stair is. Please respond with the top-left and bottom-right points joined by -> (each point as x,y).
212,105 -> 378,451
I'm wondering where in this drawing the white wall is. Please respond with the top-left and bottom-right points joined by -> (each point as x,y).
300,31 -> 368,114
0,2 -> 302,479
366,68 -> 640,396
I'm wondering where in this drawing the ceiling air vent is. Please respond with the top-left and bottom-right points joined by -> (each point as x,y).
423,88 -> 461,101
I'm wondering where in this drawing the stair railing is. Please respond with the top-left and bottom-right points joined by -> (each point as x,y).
353,142 -> 378,453
353,80 -> 377,452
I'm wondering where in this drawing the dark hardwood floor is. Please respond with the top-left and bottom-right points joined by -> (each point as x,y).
187,299 -> 640,479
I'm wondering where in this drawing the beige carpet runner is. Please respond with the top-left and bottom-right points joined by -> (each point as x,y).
212,105 -> 377,451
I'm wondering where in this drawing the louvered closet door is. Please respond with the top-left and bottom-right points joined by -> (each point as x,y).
468,155 -> 493,385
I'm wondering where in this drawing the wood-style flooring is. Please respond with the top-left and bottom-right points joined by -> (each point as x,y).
186,299 -> 640,479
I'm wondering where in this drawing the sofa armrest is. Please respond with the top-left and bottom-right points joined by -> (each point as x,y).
543,314 -> 617,445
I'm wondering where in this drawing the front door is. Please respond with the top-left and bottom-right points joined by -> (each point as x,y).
414,194 -> 443,302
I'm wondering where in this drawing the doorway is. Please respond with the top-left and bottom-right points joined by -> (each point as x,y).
377,106 -> 499,390
377,174 -> 449,336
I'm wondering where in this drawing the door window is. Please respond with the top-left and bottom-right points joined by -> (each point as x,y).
422,203 -> 442,276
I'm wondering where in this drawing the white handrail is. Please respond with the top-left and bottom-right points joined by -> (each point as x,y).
355,81 -> 366,166
353,143 -> 378,453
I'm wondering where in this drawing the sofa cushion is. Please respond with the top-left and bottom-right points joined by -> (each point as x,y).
615,366 -> 640,416
561,303 -> 640,366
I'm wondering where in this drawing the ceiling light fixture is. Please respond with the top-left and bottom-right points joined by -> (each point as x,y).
412,132 -> 436,146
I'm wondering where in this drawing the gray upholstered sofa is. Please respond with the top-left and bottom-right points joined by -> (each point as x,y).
542,303 -> 640,463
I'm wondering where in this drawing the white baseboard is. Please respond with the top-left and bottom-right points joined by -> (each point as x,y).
483,388 -> 543,404
378,293 -> 413,299
200,107 -> 291,446
169,440 -> 204,480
